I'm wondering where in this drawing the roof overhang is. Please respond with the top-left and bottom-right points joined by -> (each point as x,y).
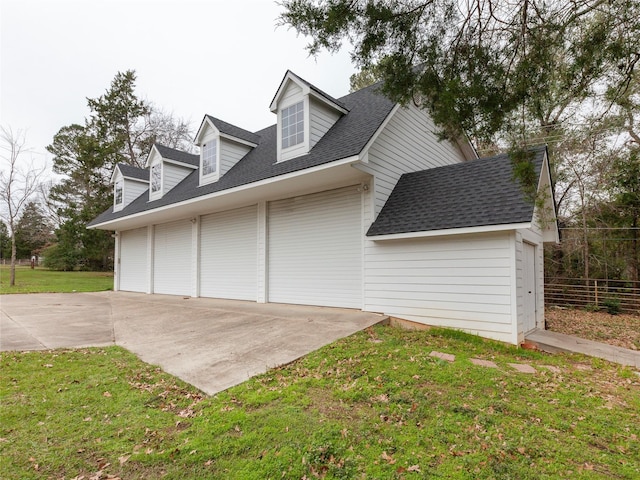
269,70 -> 348,115
89,155 -> 369,231
368,222 -> 532,241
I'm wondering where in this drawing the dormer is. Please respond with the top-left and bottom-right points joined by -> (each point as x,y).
111,164 -> 149,212
194,115 -> 259,186
145,144 -> 198,201
269,70 -> 349,162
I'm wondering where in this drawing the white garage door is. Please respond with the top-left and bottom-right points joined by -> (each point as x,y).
153,219 -> 192,296
200,205 -> 257,300
268,186 -> 362,308
119,227 -> 148,293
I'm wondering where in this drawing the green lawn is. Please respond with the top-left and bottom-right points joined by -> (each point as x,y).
0,265 -> 113,294
1,326 -> 638,479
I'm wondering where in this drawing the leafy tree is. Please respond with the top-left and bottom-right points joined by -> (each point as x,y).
47,71 -> 192,270
0,221 -> 10,260
280,0 -> 639,147
14,201 -> 55,259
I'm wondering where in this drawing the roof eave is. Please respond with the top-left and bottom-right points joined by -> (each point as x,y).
368,222 -> 533,241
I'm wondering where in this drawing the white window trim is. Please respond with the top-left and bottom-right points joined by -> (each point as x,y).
199,135 -> 220,186
277,96 -> 310,162
150,162 -> 162,199
114,180 -> 123,205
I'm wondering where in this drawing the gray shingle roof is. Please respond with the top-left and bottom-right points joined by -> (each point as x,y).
154,143 -> 199,167
117,163 -> 149,182
366,146 -> 547,236
89,82 -> 396,227
205,115 -> 261,145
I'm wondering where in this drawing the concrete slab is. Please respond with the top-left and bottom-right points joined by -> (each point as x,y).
525,329 -> 640,369
0,292 -> 386,395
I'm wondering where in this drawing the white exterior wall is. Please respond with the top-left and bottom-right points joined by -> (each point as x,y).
364,232 -> 519,344
366,105 -> 467,216
163,163 -> 191,194
153,219 -> 192,296
220,140 -> 251,177
199,205 -> 258,300
309,97 -> 341,148
124,180 -> 147,207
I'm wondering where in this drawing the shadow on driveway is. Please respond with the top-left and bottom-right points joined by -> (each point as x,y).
0,291 -> 385,395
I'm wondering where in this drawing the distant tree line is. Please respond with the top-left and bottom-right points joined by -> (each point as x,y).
41,70 -> 193,271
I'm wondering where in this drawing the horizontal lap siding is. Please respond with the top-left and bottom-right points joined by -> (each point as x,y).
268,186 -> 362,308
200,206 -> 257,301
220,141 -> 251,177
364,232 -> 516,342
163,164 -> 191,193
309,98 -> 341,148
368,105 -> 466,216
119,227 -> 148,293
153,219 -> 192,296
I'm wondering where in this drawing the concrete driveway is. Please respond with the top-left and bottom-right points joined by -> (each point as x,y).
0,291 -> 385,394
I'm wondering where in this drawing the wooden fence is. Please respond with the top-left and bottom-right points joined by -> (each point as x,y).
544,278 -> 640,314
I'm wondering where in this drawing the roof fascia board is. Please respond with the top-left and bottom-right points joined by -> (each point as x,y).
144,145 -> 161,168
308,89 -> 349,114
122,175 -> 149,184
162,158 -> 198,169
110,166 -> 122,184
89,154 -> 361,230
369,222 -> 532,241
358,104 -> 401,161
537,149 -> 560,243
194,116 -> 220,144
219,132 -> 257,148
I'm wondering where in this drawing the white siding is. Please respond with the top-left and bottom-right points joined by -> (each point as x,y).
309,97 -> 341,148
280,81 -> 303,106
153,219 -> 192,296
220,140 -> 251,177
367,105 -> 467,216
119,227 -> 148,293
364,232 -> 518,343
268,186 -> 362,308
200,205 -> 258,301
124,180 -> 147,207
163,163 -> 192,194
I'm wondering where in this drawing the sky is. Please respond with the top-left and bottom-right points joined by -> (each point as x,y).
0,0 -> 356,174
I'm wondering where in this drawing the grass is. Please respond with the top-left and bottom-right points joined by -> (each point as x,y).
1,326 -> 638,479
0,265 -> 113,294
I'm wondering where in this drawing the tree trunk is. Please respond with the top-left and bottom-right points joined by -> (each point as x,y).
10,226 -> 16,286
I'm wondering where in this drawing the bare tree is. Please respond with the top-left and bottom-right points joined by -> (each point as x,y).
0,126 -> 47,286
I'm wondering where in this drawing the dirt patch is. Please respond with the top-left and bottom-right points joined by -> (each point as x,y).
545,307 -> 640,350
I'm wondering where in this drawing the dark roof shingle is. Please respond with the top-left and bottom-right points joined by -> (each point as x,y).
366,146 -> 546,236
117,163 -> 149,182
205,115 -> 261,145
89,83 -> 396,227
154,144 -> 199,167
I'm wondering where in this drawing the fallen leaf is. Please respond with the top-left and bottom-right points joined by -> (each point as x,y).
103,391 -> 112,397
381,451 -> 396,464
118,454 -> 130,465
408,464 -> 421,472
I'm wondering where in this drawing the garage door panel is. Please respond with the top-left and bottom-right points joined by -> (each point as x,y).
119,227 -> 148,293
268,186 -> 362,308
200,205 -> 257,301
154,219 -> 192,296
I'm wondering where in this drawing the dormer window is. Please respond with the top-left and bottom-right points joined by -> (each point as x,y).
151,163 -> 161,193
114,181 -> 123,205
202,139 -> 217,175
281,101 -> 304,149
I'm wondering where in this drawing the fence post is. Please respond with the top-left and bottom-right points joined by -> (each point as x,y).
594,279 -> 598,307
